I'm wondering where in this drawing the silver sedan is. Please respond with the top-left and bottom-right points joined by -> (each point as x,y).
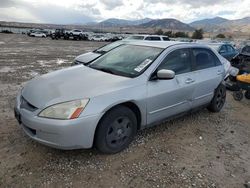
15,41 -> 231,153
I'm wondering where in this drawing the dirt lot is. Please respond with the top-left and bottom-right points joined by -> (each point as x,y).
0,33 -> 249,188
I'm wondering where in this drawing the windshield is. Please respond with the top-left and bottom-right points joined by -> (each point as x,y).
89,45 -> 163,78
95,41 -> 123,54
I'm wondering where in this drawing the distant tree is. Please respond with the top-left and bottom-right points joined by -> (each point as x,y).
216,33 -> 226,38
192,29 -> 204,39
174,32 -> 189,38
164,30 -> 173,37
155,28 -> 164,35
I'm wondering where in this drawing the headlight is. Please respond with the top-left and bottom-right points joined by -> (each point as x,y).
39,99 -> 89,120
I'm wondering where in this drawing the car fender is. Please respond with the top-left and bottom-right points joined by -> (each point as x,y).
80,84 -> 148,128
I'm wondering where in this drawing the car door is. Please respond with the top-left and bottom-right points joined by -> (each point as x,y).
191,48 -> 224,108
146,48 -> 196,125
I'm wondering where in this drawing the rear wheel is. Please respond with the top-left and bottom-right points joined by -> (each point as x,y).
207,84 -> 226,112
233,91 -> 243,101
245,91 -> 250,99
95,106 -> 137,154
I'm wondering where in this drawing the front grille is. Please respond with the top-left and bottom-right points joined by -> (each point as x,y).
20,96 -> 38,112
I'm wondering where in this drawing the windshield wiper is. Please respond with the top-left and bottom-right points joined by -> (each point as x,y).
89,65 -> 116,75
95,50 -> 106,54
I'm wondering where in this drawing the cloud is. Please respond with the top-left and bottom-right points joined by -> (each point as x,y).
0,7 -> 40,22
144,0 -> 235,8
100,0 -> 124,10
0,0 -> 249,24
0,0 -> 16,7
27,5 -> 94,24
140,0 -> 250,22
0,0 -> 97,24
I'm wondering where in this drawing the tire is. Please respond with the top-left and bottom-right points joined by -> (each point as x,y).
95,105 -> 137,154
207,84 -> 226,112
245,91 -> 250,99
233,91 -> 243,101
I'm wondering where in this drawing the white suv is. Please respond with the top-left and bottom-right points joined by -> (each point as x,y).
69,29 -> 83,36
126,35 -> 170,41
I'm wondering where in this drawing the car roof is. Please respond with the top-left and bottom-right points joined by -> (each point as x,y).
123,41 -> 211,49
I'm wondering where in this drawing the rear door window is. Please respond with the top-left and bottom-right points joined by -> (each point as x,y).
158,48 -> 192,75
145,36 -> 161,41
192,48 -> 221,70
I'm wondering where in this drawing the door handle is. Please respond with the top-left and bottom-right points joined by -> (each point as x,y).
185,78 -> 195,84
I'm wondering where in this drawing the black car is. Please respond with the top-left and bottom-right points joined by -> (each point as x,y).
231,45 -> 250,73
208,43 -> 238,61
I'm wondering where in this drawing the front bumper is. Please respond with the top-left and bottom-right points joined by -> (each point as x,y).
14,93 -> 102,150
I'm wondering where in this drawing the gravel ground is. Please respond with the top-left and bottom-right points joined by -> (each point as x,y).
0,33 -> 249,188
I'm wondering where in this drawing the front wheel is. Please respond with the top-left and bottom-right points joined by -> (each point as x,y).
95,106 -> 137,154
207,84 -> 226,112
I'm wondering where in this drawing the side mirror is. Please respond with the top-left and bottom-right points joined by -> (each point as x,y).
157,69 -> 175,80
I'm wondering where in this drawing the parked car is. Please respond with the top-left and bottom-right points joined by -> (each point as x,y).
89,35 -> 108,41
228,45 -> 250,82
68,29 -> 87,40
69,29 -> 83,36
207,43 -> 238,61
15,41 -> 233,154
29,32 -> 46,38
51,29 -> 69,40
126,35 -> 170,41
72,40 -> 133,65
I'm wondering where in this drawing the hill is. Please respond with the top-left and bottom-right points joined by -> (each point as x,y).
139,18 -> 194,31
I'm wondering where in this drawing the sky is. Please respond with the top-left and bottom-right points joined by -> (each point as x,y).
0,0 -> 249,24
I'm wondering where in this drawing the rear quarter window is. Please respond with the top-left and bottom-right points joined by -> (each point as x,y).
192,48 -> 221,70
163,37 -> 170,41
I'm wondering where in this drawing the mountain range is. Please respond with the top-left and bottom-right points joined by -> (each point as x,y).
91,18 -> 194,31
98,18 -> 153,27
190,16 -> 250,33
89,16 -> 250,34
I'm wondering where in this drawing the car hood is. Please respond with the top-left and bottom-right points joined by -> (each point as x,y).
74,52 -> 101,64
22,65 -> 137,109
